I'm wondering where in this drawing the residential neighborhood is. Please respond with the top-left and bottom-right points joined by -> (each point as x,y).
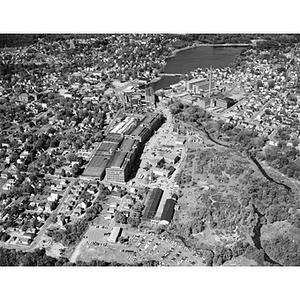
1,34 -> 300,268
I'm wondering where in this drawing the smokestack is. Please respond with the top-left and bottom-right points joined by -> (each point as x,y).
209,65 -> 212,98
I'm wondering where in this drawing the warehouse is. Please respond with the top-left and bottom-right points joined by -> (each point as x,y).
107,226 -> 122,243
142,188 -> 164,220
159,199 -> 176,225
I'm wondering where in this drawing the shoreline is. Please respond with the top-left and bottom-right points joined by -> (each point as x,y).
169,42 -> 251,57
145,42 -> 251,88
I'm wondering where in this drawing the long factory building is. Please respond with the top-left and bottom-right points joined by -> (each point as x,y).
82,113 -> 163,182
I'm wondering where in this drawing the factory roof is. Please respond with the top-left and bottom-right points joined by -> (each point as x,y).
160,199 -> 176,223
119,138 -> 139,152
108,151 -> 132,169
142,188 -> 163,220
82,155 -> 110,177
130,125 -> 150,137
96,142 -> 119,156
107,226 -> 122,243
103,133 -> 124,144
141,115 -> 158,125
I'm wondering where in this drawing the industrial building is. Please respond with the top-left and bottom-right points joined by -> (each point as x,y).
213,97 -> 235,109
127,125 -> 150,144
142,188 -> 164,220
96,141 -> 119,157
144,86 -> 155,107
103,133 -> 124,144
107,226 -> 122,243
82,140 -> 120,179
82,155 -> 111,179
186,77 -> 216,94
119,138 -> 139,167
197,97 -> 212,109
105,150 -> 133,182
140,114 -> 162,134
110,116 -> 137,135
119,137 -> 139,153
159,199 -> 176,225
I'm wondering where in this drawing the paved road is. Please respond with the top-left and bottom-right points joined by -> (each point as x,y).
248,98 -> 275,123
28,182 -> 75,251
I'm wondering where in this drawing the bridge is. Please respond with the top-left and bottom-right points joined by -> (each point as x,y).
158,73 -> 183,77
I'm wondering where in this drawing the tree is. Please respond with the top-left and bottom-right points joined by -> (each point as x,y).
127,216 -> 140,227
67,153 -> 77,163
71,164 -> 81,177
115,211 -> 127,224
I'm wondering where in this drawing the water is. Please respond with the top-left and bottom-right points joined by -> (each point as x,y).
151,46 -> 245,91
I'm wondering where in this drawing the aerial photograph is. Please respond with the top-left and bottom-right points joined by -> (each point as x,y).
1,32 -> 300,269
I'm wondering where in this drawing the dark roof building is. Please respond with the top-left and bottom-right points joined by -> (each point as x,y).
127,125 -> 150,144
119,138 -> 139,153
160,199 -> 176,224
82,155 -> 110,179
140,114 -> 162,133
103,133 -> 124,144
142,188 -> 164,220
96,141 -> 119,157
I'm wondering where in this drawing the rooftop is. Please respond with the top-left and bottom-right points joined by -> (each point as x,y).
103,133 -> 124,144
119,138 -> 138,152
96,142 -> 119,156
143,188 -> 164,220
108,151 -> 132,169
82,155 -> 110,177
160,198 -> 176,222
130,125 -> 150,137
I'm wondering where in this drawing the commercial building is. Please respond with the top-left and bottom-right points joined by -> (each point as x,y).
107,226 -> 122,243
159,198 -> 176,225
142,188 -> 164,220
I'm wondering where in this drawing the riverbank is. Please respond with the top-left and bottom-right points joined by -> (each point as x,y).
149,43 -> 247,91
170,42 -> 252,57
